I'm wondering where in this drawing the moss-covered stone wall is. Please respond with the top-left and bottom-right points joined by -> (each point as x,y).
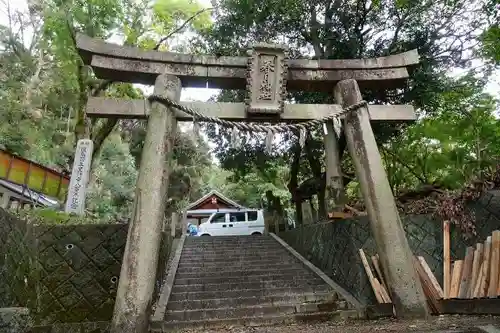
279,191 -> 500,305
0,209 -> 35,309
0,208 -> 173,326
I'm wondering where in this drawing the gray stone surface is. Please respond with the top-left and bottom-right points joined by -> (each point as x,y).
335,79 -> 427,318
0,307 -> 32,333
30,321 -> 110,333
152,234 -> 186,321
270,233 -> 363,310
155,235 -> 350,329
111,74 -> 180,333
85,97 -> 418,122
76,34 -> 419,70
246,44 -> 288,114
76,34 -> 418,90
0,208 -> 173,326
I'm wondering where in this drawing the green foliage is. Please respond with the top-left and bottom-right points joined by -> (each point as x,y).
0,0 -> 213,222
480,0 -> 499,65
12,208 -> 105,225
384,75 -> 500,193
129,124 -> 213,215
153,0 -> 212,36
86,133 -> 138,220
203,162 -> 292,208
481,25 -> 500,65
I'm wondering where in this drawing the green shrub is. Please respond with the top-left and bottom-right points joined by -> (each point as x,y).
11,208 -> 111,225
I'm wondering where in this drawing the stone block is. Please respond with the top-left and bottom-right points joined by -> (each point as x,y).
246,43 -> 288,115
0,209 -> 173,326
0,307 -> 32,333
486,191 -> 500,214
30,322 -> 110,333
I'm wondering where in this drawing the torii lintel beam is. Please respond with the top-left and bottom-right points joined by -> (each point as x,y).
86,97 -> 417,123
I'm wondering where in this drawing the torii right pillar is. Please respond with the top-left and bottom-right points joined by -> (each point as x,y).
334,79 -> 429,318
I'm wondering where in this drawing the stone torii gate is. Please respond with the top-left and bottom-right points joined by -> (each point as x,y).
77,35 -> 428,332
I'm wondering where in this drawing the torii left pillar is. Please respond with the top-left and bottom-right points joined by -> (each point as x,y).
111,74 -> 180,333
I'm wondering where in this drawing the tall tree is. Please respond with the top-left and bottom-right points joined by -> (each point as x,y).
0,0 -> 214,219
384,75 -> 500,194
197,0 -> 492,220
40,0 -> 212,162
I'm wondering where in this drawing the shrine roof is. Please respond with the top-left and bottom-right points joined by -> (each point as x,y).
185,190 -> 246,211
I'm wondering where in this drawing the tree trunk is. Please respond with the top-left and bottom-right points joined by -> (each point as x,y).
24,50 -> 44,119
288,141 -> 302,225
304,134 -> 326,219
324,119 -> 347,215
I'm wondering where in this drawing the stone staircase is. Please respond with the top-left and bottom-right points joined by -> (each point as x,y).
151,235 -> 358,331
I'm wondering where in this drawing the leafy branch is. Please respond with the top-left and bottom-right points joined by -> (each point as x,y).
153,7 -> 213,50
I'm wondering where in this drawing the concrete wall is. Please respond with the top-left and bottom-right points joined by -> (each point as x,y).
279,190 -> 500,305
0,208 -> 173,328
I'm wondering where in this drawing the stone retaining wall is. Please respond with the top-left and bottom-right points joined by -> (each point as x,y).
0,208 -> 173,328
279,191 -> 500,305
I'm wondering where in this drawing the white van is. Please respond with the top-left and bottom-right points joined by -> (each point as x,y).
197,209 -> 265,236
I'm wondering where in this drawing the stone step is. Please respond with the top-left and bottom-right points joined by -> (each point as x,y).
181,247 -> 287,255
180,252 -> 289,259
184,239 -> 278,246
175,267 -> 310,279
183,239 -> 280,245
172,278 -> 327,293
164,303 -> 298,322
182,246 -> 290,257
176,262 -> 304,274
183,240 -> 282,246
185,237 -> 275,241
185,235 -> 273,241
169,287 -> 335,302
174,271 -> 318,285
184,241 -> 280,246
185,238 -> 278,242
177,258 -> 301,270
166,293 -> 341,311
151,310 -> 360,331
179,254 -> 292,263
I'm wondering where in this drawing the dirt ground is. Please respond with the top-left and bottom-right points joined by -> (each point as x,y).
175,316 -> 500,333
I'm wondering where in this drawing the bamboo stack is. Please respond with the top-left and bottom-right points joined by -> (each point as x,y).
443,222 -> 500,299
359,248 -> 443,314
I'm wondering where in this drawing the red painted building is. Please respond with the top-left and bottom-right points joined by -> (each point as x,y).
185,190 -> 246,225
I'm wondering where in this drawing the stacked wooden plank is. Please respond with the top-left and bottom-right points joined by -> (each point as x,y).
359,249 -> 443,314
414,256 -> 444,313
443,223 -> 500,299
358,249 -> 392,304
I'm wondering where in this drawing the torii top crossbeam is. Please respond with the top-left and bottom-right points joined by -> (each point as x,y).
76,34 -> 419,92
77,34 -> 420,121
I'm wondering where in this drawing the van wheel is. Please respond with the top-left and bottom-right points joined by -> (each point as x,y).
251,232 -> 262,236
200,234 -> 211,237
